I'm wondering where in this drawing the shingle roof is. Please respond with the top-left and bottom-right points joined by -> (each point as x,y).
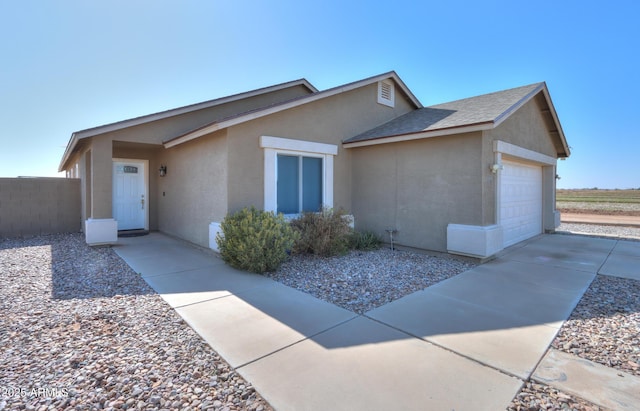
344,83 -> 544,143
59,78 -> 318,171
163,71 -> 422,148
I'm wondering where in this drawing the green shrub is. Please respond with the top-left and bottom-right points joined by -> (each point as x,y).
216,207 -> 298,273
350,230 -> 381,251
291,208 -> 352,257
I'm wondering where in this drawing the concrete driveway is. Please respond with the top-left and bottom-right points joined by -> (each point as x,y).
114,233 -> 640,411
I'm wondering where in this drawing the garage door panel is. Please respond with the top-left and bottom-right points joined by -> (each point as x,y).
500,161 -> 542,247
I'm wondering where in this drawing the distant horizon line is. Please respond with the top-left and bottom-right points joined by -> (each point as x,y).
557,187 -> 640,190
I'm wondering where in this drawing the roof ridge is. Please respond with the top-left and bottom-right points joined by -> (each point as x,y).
344,82 -> 549,146
493,83 -> 545,125
73,78 -> 317,136
164,71 -> 422,147
185,72 -> 405,130
428,82 -> 544,108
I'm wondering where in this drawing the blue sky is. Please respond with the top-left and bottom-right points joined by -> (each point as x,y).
1,0 -> 638,188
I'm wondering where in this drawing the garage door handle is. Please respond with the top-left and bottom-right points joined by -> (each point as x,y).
141,197 -> 145,210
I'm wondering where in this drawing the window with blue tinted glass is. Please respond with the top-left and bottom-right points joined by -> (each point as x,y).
277,155 -> 299,214
277,154 -> 323,214
302,157 -> 322,212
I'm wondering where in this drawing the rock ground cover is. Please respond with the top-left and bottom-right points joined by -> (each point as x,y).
0,233 -> 272,411
2,224 -> 637,411
558,222 -> 640,239
552,274 -> 640,377
268,248 -> 477,315
508,381 -> 605,411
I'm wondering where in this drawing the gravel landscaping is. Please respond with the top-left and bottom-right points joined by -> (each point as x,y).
0,233 -> 272,411
268,248 -> 477,315
553,274 -> 640,377
2,223 -> 637,411
558,222 -> 640,239
508,381 -> 605,411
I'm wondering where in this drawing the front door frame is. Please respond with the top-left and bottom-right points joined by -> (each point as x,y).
112,158 -> 149,231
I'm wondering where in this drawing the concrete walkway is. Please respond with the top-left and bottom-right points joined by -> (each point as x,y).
113,233 -> 640,411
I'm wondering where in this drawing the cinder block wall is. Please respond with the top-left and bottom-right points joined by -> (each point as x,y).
0,178 -> 81,237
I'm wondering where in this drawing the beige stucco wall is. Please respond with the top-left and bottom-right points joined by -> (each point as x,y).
350,132 -> 483,252
62,149 -> 90,226
157,129 -> 228,247
224,82 -> 416,214
60,80 -> 417,247
0,178 -> 81,237
350,96 -> 562,253
484,97 -> 558,158
64,133 -> 226,247
60,84 -> 311,236
83,150 -> 92,225
60,82 -> 564,252
481,97 -> 559,225
90,137 -> 113,219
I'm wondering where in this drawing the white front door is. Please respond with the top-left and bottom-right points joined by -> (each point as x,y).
500,160 -> 543,247
113,160 -> 147,231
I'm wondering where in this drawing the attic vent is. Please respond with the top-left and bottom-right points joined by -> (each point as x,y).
377,80 -> 395,107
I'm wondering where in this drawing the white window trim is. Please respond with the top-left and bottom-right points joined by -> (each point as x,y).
261,135 -> 338,155
377,79 -> 395,107
261,136 -> 336,214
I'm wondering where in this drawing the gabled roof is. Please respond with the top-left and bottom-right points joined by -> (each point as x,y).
163,71 -> 422,148
344,82 -> 570,158
58,78 -> 318,171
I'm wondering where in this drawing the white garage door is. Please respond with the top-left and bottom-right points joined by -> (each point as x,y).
500,160 -> 543,247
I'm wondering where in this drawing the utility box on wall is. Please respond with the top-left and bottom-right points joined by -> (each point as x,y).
85,218 -> 118,246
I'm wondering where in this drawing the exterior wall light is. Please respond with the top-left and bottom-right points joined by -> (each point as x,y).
490,163 -> 504,174
159,165 -> 167,177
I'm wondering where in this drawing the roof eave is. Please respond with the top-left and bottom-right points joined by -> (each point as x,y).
343,122 -> 494,148
345,83 -> 572,159
58,133 -> 79,172
493,82 -> 570,158
386,71 -> 423,108
73,78 -> 317,140
540,85 -> 571,157
58,78 -> 319,170
493,83 -> 545,128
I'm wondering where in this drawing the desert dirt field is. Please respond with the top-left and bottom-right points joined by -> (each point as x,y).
557,189 -> 640,216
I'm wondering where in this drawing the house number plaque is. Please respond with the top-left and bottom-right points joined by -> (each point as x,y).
123,166 -> 138,174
